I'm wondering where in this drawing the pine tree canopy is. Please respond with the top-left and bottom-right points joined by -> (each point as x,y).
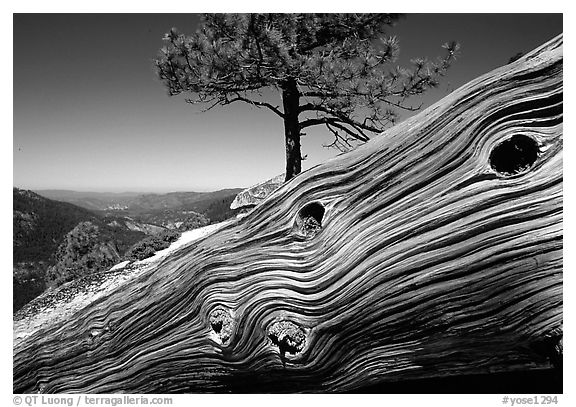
155,13 -> 459,179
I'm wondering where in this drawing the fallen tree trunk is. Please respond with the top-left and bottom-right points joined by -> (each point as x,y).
13,34 -> 563,393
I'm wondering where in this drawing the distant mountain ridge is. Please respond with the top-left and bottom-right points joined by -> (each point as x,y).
35,188 -> 243,212
32,190 -> 142,211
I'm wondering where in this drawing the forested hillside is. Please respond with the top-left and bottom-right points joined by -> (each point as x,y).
14,187 -> 243,312
13,188 -> 146,311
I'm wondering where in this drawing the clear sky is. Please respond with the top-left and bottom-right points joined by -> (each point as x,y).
13,13 -> 562,192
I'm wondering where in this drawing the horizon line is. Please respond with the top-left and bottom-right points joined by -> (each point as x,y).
14,185 -> 246,194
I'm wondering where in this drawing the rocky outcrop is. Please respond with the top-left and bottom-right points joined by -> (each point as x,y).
123,219 -> 165,235
230,173 -> 285,210
45,221 -> 121,287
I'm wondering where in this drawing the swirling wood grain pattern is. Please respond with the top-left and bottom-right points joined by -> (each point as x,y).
13,34 -> 563,393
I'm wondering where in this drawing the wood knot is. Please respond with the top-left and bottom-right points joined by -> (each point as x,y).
104,320 -> 115,333
490,134 -> 539,176
268,320 -> 306,356
295,201 -> 325,238
209,307 -> 233,344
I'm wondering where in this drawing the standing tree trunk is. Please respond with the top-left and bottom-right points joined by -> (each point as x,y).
282,78 -> 302,181
13,35 -> 562,394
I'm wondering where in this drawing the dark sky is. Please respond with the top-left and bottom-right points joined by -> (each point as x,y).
13,13 -> 562,192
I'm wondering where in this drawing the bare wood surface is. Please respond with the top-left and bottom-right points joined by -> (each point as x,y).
13,34 -> 562,393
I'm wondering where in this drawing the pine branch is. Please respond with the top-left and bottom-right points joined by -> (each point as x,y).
300,116 -> 372,144
299,104 -> 380,135
323,122 -> 366,152
222,93 -> 285,118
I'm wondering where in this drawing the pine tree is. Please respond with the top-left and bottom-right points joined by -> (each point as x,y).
155,13 -> 459,181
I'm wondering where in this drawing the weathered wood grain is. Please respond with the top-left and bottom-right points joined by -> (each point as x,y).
13,34 -> 562,393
